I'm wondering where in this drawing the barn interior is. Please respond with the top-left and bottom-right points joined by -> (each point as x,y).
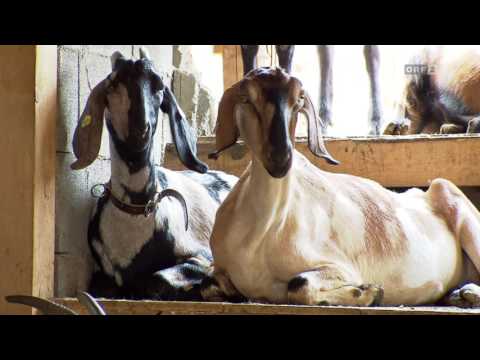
2,45 -> 480,315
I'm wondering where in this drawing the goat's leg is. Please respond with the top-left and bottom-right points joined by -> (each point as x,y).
383,119 -> 410,135
200,268 -> 246,302
440,123 -> 466,134
427,179 -> 480,307
287,266 -> 384,306
275,45 -> 295,74
364,45 -> 383,135
467,116 -> 480,133
240,45 -> 259,75
317,45 -> 334,132
129,259 -> 212,301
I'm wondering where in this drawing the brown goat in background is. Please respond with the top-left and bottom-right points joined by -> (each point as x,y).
384,46 -> 480,135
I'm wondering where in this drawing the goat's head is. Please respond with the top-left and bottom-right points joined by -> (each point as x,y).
71,47 -> 208,173
403,73 -> 446,132
209,67 -> 338,178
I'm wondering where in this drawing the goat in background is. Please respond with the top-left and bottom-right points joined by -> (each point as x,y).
384,46 -> 480,135
201,66 -> 480,307
71,48 -> 237,301
240,45 -> 383,135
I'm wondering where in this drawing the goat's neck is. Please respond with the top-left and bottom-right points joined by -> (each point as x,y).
109,140 -> 158,205
247,155 -> 294,218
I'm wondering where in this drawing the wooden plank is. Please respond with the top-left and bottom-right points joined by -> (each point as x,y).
0,46 -> 57,315
53,298 -> 480,315
222,45 -> 276,90
164,135 -> 480,187
32,46 -> 57,305
222,45 -> 242,89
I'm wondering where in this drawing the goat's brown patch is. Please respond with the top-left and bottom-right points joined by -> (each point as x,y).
347,181 -> 409,259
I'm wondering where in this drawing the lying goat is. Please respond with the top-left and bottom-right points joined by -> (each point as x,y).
241,45 -> 383,135
72,48 -> 237,300
201,67 -> 480,307
384,46 -> 480,135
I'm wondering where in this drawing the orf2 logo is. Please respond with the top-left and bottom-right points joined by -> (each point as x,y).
404,64 -> 436,75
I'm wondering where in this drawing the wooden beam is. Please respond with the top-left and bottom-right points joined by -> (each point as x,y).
53,298 -> 480,315
164,135 -> 480,187
222,45 -> 243,89
0,46 -> 57,314
213,45 -> 223,54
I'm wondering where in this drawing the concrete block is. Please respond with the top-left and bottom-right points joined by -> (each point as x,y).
172,69 -> 199,128
133,45 -> 172,74
196,87 -> 217,136
59,45 -> 83,51
55,152 -> 92,255
57,47 -> 79,153
79,52 -> 112,158
173,45 -> 194,71
55,253 -> 94,297
87,45 -> 134,58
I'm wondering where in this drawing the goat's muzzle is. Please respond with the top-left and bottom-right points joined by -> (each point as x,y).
128,122 -> 152,151
265,146 -> 293,178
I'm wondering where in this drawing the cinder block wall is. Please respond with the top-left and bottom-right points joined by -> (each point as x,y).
55,45 -> 173,296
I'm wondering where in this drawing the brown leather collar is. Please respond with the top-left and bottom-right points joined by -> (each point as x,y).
91,183 -> 189,230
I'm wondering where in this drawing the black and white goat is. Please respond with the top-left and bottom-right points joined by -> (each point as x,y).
71,48 -> 237,301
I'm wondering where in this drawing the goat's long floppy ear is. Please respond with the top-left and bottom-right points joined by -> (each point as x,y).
300,91 -> 339,165
161,86 -> 208,173
208,83 -> 241,160
70,78 -> 108,170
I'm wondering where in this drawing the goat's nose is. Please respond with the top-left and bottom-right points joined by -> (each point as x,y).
269,147 -> 292,166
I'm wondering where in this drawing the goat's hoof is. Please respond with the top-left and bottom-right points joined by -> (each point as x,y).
383,121 -> 409,136
200,276 -> 227,302
446,283 -> 480,308
356,284 -> 384,306
467,118 -> 480,134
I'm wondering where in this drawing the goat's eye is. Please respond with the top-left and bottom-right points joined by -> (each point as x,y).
239,95 -> 249,104
294,95 -> 305,111
106,81 -> 117,93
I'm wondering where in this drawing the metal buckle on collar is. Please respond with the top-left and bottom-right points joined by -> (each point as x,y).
144,200 -> 156,217
91,183 -> 108,198
144,192 -> 160,217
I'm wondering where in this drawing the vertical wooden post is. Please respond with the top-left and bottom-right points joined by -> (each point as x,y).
222,45 -> 244,89
221,45 -> 279,90
0,45 -> 57,315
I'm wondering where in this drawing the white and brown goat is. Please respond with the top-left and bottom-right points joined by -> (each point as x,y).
201,67 -> 480,307
72,48 -> 237,301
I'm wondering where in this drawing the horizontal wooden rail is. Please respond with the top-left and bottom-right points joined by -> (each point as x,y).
53,298 -> 480,315
164,135 -> 480,187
